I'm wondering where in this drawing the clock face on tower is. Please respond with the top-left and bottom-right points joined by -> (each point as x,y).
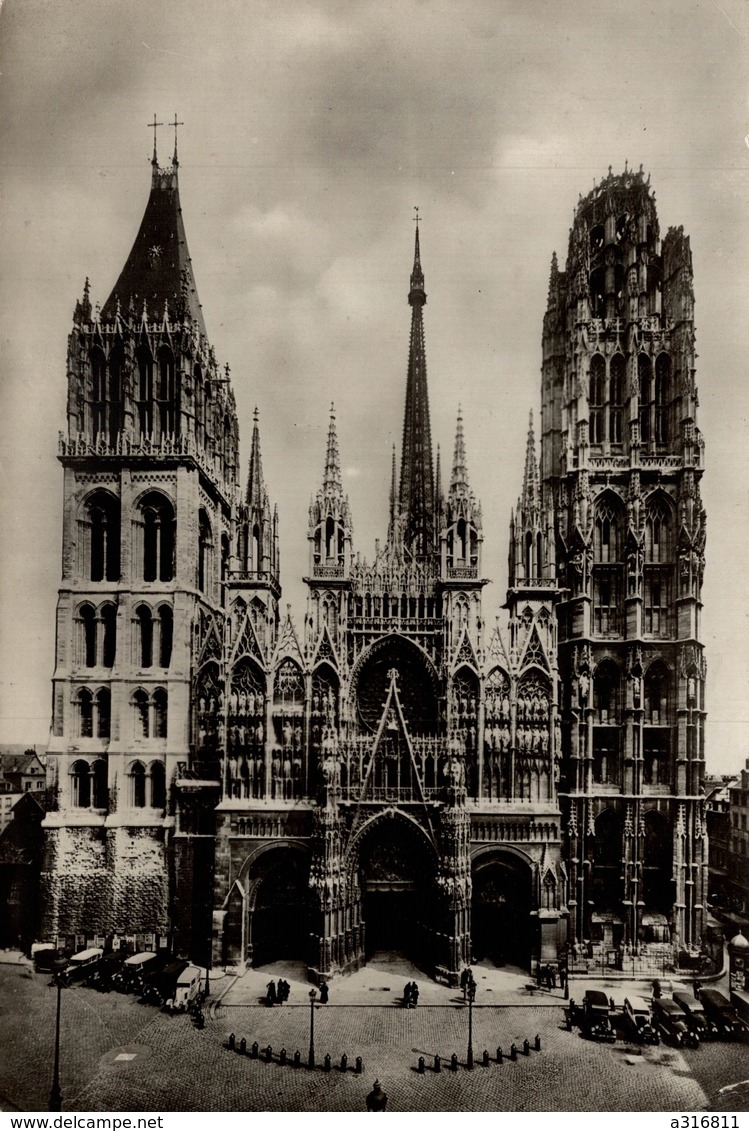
353,635 -> 439,735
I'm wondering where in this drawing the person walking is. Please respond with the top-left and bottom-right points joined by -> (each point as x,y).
411,982 -> 419,1008
320,981 -> 329,1004
366,1080 -> 388,1111
266,980 -> 276,1006
403,982 -> 412,1008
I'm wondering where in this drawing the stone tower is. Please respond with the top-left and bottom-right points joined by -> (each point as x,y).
541,166 -> 708,952
41,133 -> 240,958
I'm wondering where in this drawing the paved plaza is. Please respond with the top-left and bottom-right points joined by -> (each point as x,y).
0,954 -> 746,1113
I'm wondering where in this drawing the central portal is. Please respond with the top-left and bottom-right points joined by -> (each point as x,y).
357,815 -> 437,970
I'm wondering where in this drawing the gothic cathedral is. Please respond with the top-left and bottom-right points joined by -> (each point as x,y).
40,142 -> 707,982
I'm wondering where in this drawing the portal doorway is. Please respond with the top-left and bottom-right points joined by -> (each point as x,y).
357,815 -> 437,970
472,854 -> 532,969
247,847 -> 310,968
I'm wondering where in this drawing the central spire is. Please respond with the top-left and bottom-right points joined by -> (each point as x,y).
398,216 -> 434,562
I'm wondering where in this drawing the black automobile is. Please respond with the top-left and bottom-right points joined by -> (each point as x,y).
91,951 -> 127,992
699,989 -> 749,1039
33,946 -> 68,973
652,997 -> 699,1048
574,990 -> 617,1043
673,991 -> 719,1039
623,995 -> 660,1045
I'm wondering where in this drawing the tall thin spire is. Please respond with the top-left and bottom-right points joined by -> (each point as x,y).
399,217 -> 434,561
246,406 -> 267,507
388,444 -> 397,535
521,410 -> 540,513
323,402 -> 342,496
450,407 -> 469,494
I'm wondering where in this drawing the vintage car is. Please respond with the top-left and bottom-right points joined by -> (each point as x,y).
32,945 -> 68,973
673,991 -> 719,1039
699,989 -> 749,1039
652,996 -> 699,1047
572,990 -> 617,1042
623,995 -> 660,1045
66,947 -> 103,984
142,959 -> 188,1007
113,951 -> 159,993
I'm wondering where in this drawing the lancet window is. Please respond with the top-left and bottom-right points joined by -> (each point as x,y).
137,492 -> 175,582
70,758 -> 108,810
80,491 -> 120,582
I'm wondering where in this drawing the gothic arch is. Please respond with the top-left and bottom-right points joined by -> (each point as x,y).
350,633 -> 439,735
471,849 -> 534,968
345,807 -> 438,872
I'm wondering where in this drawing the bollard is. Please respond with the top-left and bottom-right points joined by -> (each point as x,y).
534,1034 -> 541,1052
238,1036 -> 246,1055
355,1056 -> 363,1075
228,1033 -> 235,1051
293,1050 -> 301,1068
523,1039 -> 530,1056
265,1044 -> 273,1063
510,1043 -> 518,1062
324,1053 -> 331,1073
417,1056 -> 425,1074
482,1049 -> 489,1068
279,1047 -> 287,1066
251,1041 -> 259,1059
340,1053 -> 348,1073
434,1055 -> 441,1073
450,1053 -> 459,1072
496,1046 -> 503,1064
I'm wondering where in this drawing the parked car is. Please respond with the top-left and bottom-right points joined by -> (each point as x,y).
652,997 -> 699,1047
672,991 -> 719,1039
66,947 -> 103,984
142,959 -> 188,1006
91,951 -> 127,992
623,995 -> 660,1045
572,990 -> 616,1042
699,989 -> 749,1039
173,965 -> 203,1011
32,945 -> 68,973
113,951 -> 159,994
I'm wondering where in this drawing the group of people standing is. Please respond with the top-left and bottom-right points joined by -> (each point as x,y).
402,981 -> 419,1008
266,977 -> 291,1005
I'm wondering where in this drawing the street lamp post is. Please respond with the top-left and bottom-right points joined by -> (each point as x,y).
308,988 -> 317,1069
466,979 -> 476,1069
49,954 -> 69,1112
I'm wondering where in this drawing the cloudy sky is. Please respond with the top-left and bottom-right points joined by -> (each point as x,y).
1,0 -> 747,773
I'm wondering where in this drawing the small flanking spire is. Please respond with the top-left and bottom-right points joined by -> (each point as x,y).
450,406 -> 469,494
246,406 -> 267,508
522,410 -> 540,513
323,402 -> 342,496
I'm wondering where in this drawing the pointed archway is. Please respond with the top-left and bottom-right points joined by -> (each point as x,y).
471,852 -> 533,970
244,845 -> 310,968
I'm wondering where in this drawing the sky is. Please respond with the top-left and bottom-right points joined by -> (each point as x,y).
0,0 -> 747,774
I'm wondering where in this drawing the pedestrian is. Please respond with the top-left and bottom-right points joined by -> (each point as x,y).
411,982 -> 419,1008
403,981 -> 411,1008
283,979 -> 291,1003
266,980 -> 276,1006
320,981 -> 329,1004
460,967 -> 468,998
550,967 -> 557,989
692,979 -> 701,999
277,977 -> 285,1003
559,966 -> 567,992
366,1079 -> 388,1111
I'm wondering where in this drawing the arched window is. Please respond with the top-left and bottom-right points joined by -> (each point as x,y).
83,491 -> 120,582
221,533 -> 230,594
71,760 -> 91,808
645,499 -> 672,564
655,354 -> 671,444
96,688 -> 111,739
593,661 -> 619,723
80,604 -> 96,667
158,605 -> 173,668
130,762 -> 146,808
590,224 -> 605,253
203,380 -> 212,451
644,663 -> 670,725
638,354 -> 652,444
139,492 -> 175,582
589,355 -> 605,445
77,688 -> 93,737
136,605 -> 153,668
456,518 -> 467,562
89,348 -> 107,440
609,354 -> 625,444
135,344 -> 153,438
536,531 -> 543,579
92,759 -> 108,808
524,531 -> 533,579
101,603 -> 117,668
155,346 -> 177,438
252,523 -> 262,573
198,510 -> 212,593
133,689 -> 149,738
590,267 -> 605,317
150,761 -> 166,809
153,688 -> 168,738
594,500 -> 621,563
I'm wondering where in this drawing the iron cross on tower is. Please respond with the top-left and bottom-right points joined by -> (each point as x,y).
148,114 -> 164,164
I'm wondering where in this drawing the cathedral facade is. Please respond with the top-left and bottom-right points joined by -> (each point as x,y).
39,143 -> 707,982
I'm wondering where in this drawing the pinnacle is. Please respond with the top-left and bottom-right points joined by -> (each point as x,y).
449,407 -> 470,495
246,409 -> 267,508
322,404 -> 342,496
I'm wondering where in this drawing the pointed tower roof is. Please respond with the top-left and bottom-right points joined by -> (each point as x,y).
322,403 -> 343,497
101,137 -> 206,334
246,407 -> 268,508
521,410 -> 540,513
398,215 -> 434,561
450,407 -> 469,495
